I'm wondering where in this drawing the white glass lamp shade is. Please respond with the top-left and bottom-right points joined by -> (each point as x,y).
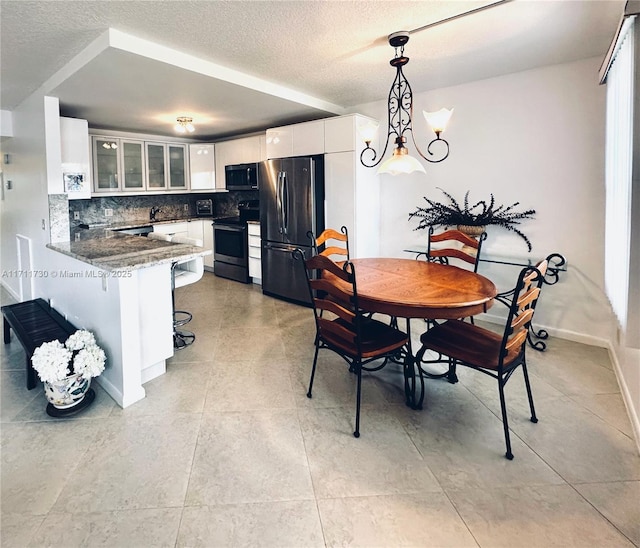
377,147 -> 426,175
357,119 -> 380,144
423,108 -> 453,134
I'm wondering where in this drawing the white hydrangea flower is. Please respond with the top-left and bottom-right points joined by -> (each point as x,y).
73,345 -> 106,379
31,340 -> 72,383
31,330 -> 107,384
65,330 -> 96,351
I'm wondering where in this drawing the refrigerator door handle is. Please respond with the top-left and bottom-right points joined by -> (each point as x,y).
282,171 -> 289,235
265,242 -> 297,253
276,171 -> 283,234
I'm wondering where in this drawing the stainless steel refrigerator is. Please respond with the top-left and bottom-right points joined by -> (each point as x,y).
259,156 -> 324,304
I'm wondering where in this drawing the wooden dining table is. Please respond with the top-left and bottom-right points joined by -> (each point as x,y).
333,258 -> 498,408
347,258 -> 497,319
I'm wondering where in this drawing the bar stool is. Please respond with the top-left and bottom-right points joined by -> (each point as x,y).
170,236 -> 204,349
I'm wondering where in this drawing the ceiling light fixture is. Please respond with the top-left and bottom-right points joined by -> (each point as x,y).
360,31 -> 453,176
174,116 -> 195,133
101,141 -> 117,149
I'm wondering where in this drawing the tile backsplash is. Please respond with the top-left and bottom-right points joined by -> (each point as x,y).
68,191 -> 259,227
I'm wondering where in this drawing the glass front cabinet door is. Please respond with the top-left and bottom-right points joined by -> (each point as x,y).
168,144 -> 187,189
146,142 -> 167,190
92,137 -> 120,192
121,140 -> 145,190
145,143 -> 188,190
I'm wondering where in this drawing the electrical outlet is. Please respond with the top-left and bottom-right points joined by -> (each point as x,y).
104,208 -> 113,217
183,204 -> 189,211
73,211 -> 80,220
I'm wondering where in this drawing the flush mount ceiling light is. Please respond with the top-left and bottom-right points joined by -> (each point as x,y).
174,116 -> 195,133
360,31 -> 453,176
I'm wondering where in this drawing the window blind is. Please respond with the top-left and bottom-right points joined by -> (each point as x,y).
604,18 -> 634,329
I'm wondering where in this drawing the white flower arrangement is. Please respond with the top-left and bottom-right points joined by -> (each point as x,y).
31,330 -> 106,384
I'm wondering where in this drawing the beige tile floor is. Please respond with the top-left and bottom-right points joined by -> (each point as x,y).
1,272 -> 639,547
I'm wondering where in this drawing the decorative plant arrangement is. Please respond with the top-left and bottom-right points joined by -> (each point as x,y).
408,187 -> 536,251
31,329 -> 106,415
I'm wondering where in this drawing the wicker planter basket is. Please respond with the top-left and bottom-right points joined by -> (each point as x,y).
457,224 -> 486,238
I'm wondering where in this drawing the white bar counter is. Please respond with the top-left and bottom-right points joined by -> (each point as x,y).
45,228 -> 210,408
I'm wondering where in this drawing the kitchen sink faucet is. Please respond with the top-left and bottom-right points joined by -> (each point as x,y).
150,206 -> 162,221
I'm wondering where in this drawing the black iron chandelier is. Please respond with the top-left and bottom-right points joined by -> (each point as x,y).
360,31 -> 453,175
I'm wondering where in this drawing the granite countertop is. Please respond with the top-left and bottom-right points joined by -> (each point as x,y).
79,216 -> 217,230
47,226 -> 212,272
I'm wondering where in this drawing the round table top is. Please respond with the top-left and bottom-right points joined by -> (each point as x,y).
346,258 -> 497,319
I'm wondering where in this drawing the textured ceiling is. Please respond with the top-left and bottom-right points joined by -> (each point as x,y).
0,0 -> 624,140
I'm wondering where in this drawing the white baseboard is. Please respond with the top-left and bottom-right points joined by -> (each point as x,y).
481,312 -> 610,348
606,341 -> 640,455
0,280 -> 21,302
482,311 -> 639,454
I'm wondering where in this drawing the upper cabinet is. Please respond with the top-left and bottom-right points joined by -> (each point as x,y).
189,144 -> 217,191
146,142 -> 187,191
266,120 -> 325,159
60,117 -> 92,200
120,140 -> 146,190
324,114 -> 377,154
92,134 -> 188,195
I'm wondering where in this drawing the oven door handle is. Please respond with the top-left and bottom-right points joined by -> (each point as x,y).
214,224 -> 246,232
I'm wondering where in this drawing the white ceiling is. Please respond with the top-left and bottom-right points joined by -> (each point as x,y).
0,0 -> 624,140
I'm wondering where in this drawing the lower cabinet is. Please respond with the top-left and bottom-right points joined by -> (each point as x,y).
153,222 -> 189,239
202,220 -> 214,271
247,222 -> 261,284
153,220 -> 214,271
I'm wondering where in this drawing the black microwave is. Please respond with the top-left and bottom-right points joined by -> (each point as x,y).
225,162 -> 259,191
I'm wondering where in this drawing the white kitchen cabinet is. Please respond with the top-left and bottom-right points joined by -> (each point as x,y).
214,134 -> 264,190
247,221 -> 261,283
92,136 -> 123,192
324,125 -> 381,258
92,134 -> 190,195
293,120 -> 325,156
121,140 -> 146,191
324,113 -> 379,154
189,144 -> 217,191
266,120 -> 325,159
265,125 -> 293,159
60,117 -> 92,199
202,219 -> 214,270
153,222 -> 189,239
146,142 -> 188,191
154,220 -> 213,270
187,219 -> 204,242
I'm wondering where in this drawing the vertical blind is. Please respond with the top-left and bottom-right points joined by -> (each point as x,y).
604,18 -> 635,329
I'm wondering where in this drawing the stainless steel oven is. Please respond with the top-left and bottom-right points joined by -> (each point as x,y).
213,220 -> 249,283
212,200 -> 259,283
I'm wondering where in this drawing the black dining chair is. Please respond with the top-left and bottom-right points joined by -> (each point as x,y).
414,259 -> 548,459
297,251 -> 408,438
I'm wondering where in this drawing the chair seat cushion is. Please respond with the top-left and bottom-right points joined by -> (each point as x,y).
323,317 -> 407,359
419,320 -> 519,370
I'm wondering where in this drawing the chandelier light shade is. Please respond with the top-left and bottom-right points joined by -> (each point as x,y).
174,116 -> 195,133
360,31 -> 453,175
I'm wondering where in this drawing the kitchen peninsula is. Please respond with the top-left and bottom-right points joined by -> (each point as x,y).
45,227 -> 210,408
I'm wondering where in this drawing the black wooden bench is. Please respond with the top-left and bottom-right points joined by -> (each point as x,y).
2,298 -> 77,390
